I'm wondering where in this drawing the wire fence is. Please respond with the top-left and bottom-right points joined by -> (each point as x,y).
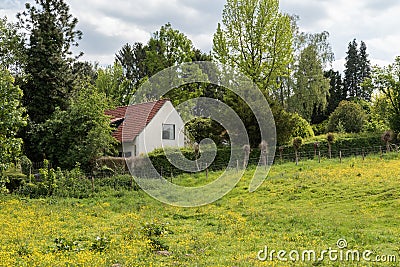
31,143 -> 399,179
152,144 -> 400,178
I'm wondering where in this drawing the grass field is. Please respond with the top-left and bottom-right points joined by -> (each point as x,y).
1,154 -> 399,266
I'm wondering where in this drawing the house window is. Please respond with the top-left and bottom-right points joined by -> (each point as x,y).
123,151 -> 132,157
162,124 -> 175,140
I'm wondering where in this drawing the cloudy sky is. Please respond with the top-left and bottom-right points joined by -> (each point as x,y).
1,0 -> 399,73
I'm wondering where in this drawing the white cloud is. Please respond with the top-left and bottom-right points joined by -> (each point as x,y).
281,0 -> 400,72
332,58 -> 346,74
1,0 -> 400,69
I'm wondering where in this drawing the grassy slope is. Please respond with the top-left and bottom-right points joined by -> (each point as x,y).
0,154 -> 399,266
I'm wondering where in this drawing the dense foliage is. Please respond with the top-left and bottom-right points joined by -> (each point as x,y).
39,84 -> 116,171
327,101 -> 366,133
0,0 -> 398,182
368,56 -> 400,132
344,39 -> 372,101
0,69 -> 27,192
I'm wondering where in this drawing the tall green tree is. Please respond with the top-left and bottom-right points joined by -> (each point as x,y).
325,69 -> 345,116
212,0 -> 293,95
358,41 -> 372,100
289,45 -> 330,122
115,42 -> 147,88
17,0 -> 82,124
344,39 -> 359,99
212,0 -> 293,147
40,83 -> 116,171
368,56 -> 400,131
0,17 -> 25,74
292,23 -> 334,70
344,39 -> 371,100
95,62 -> 132,106
115,23 -> 201,104
145,22 -> 194,76
0,69 -> 27,192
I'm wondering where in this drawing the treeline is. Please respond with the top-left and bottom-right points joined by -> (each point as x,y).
1,0 -> 400,192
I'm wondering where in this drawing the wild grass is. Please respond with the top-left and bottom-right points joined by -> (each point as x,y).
0,153 -> 399,266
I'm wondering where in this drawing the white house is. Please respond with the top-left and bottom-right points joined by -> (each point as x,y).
105,99 -> 185,157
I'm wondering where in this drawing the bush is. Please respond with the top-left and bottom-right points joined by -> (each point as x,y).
185,117 -> 226,145
20,155 -> 32,177
17,162 -> 138,199
94,157 -> 128,176
145,146 -> 261,177
3,166 -> 26,192
272,104 -> 314,144
280,132 -> 386,161
291,113 -> 314,139
327,101 -> 366,133
17,160 -> 59,198
53,166 -> 93,198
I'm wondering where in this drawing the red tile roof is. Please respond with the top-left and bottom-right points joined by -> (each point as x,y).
105,99 -> 169,143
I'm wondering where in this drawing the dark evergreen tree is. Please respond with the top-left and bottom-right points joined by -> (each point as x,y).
358,41 -> 372,101
17,0 -> 82,162
17,0 -> 82,124
72,61 -> 98,84
311,70 -> 345,124
115,42 -> 147,88
344,39 -> 359,99
343,39 -> 371,101
325,69 -> 345,114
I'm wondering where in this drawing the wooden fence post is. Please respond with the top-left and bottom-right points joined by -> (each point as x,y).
91,176 -> 95,192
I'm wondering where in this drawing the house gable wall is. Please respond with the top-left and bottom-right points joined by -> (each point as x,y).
136,101 -> 185,155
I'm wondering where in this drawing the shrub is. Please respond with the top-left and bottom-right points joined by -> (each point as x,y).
326,133 -> 335,143
185,117 -> 225,145
3,165 -> 26,192
327,101 -> 366,133
20,155 -> 32,177
272,104 -> 314,144
53,166 -> 93,198
146,146 -> 261,176
17,161 -> 59,198
291,113 -> 315,139
94,157 -> 127,177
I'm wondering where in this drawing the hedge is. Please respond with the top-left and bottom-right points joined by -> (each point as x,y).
61,133 -> 396,178
142,147 -> 261,177
143,133 -> 394,175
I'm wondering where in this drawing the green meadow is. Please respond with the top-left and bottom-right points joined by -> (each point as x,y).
1,154 -> 399,266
